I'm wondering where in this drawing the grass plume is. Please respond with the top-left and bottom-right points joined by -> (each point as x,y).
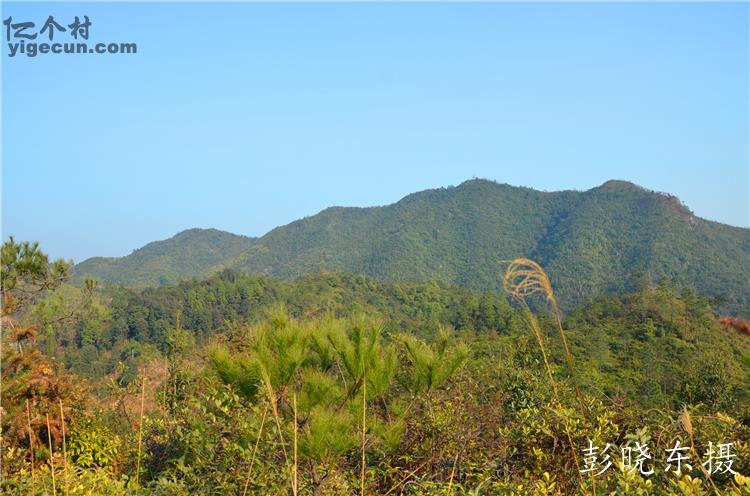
502,258 -> 585,415
502,258 -> 586,480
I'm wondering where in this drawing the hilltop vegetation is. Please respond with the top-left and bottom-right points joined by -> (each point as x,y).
74,228 -> 255,287
73,180 -> 750,316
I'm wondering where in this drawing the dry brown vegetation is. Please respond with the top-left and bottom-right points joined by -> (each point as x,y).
719,317 -> 750,336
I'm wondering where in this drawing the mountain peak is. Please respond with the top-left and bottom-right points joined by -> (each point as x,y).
597,179 -> 645,191
73,180 -> 749,315
171,227 -> 254,241
457,178 -> 499,187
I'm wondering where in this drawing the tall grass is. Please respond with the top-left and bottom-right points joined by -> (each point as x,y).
360,361 -> 367,496
680,407 -> 719,494
59,399 -> 69,494
293,391 -> 299,496
45,413 -> 56,496
242,406 -> 268,496
25,399 -> 34,482
136,374 -> 146,490
502,258 -> 586,480
502,258 -> 585,414
256,372 -> 299,496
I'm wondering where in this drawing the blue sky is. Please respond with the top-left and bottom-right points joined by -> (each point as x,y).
2,2 -> 748,262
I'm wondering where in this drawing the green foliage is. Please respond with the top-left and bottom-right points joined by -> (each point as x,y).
565,287 -> 750,411
7,239 -> 750,495
1,237 -> 82,463
323,316 -> 397,396
399,328 -> 469,395
97,270 -> 510,355
68,415 -> 120,470
299,405 -> 358,461
72,228 -> 255,288
203,312 -> 464,481
2,236 -> 69,293
207,344 -> 259,403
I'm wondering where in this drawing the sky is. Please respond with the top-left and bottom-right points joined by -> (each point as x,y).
2,2 -> 748,262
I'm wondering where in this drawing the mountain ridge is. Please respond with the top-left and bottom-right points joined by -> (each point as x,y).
73,179 -> 750,314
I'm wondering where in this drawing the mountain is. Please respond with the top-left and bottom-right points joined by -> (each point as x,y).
74,228 -> 256,286
73,179 -> 750,314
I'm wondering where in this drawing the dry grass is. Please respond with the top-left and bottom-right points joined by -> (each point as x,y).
59,399 -> 69,495
136,374 -> 146,490
361,367 -> 367,496
502,258 -> 587,483
260,375 -> 295,495
45,413 -> 56,496
293,392 -> 299,496
502,258 -> 585,415
680,407 -> 719,493
242,406 -> 268,496
25,399 -> 34,482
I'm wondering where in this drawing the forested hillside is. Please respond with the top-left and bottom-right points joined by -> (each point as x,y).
74,180 -> 750,316
65,269 -> 750,413
4,240 -> 750,494
74,228 -> 256,287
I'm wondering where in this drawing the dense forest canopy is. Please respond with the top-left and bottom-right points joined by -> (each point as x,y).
73,180 -> 750,317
